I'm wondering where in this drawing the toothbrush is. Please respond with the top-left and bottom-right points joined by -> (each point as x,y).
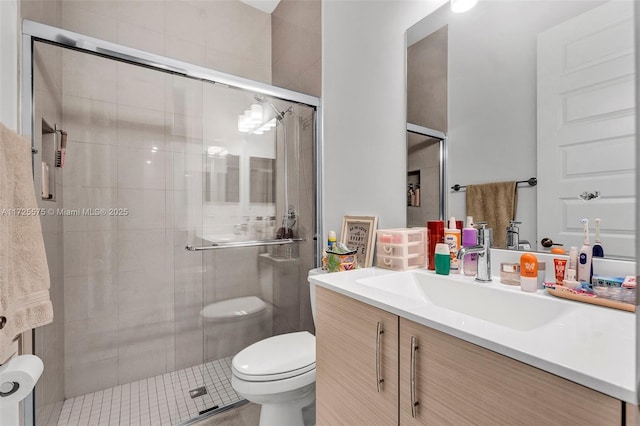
592,218 -> 604,258
577,218 -> 592,283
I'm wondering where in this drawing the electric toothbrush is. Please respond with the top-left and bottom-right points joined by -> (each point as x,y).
592,218 -> 604,258
577,218 -> 592,283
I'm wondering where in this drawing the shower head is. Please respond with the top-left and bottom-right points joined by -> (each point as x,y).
253,95 -> 290,121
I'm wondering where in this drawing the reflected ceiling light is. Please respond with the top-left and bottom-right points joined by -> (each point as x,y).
237,104 -> 276,135
207,146 -> 228,157
451,0 -> 477,13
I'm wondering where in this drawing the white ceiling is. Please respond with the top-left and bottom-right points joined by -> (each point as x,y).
239,0 -> 282,14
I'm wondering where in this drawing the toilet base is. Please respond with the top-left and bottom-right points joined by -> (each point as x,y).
256,387 -> 315,426
259,402 -> 304,426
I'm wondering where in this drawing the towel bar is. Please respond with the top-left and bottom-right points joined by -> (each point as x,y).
451,177 -> 537,192
185,237 -> 305,251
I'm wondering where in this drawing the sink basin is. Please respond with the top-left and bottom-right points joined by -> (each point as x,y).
356,271 -> 574,331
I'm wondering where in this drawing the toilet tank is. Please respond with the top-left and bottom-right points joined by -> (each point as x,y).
307,268 -> 325,324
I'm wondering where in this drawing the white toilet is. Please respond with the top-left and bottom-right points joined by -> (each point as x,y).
200,296 -> 272,361
231,273 -> 318,426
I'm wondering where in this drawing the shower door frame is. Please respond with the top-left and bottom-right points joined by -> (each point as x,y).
21,19 -> 324,426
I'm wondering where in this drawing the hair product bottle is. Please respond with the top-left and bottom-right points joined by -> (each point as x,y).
444,217 -> 461,273
520,252 -> 538,293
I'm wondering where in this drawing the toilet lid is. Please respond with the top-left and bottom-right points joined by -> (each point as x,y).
200,296 -> 267,321
232,331 -> 315,381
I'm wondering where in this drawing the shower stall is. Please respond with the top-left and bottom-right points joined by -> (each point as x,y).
23,21 -> 320,426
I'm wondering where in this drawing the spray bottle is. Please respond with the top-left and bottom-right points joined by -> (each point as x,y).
444,217 -> 461,273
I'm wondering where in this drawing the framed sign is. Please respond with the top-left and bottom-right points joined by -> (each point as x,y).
340,215 -> 378,268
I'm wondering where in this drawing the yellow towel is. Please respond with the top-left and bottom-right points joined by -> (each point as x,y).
0,123 -> 53,361
466,181 -> 517,248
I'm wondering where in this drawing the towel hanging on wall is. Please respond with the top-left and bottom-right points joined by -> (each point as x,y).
0,122 -> 53,362
465,181 -> 518,248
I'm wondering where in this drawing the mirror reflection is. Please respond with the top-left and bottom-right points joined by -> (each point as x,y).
407,0 -> 635,260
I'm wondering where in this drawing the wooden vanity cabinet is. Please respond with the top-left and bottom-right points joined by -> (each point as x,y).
315,286 -> 399,425
399,318 -> 621,426
316,286 -> 624,426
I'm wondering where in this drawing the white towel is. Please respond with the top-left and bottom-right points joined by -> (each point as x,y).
0,122 -> 53,362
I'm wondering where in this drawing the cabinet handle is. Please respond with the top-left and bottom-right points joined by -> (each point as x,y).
410,336 -> 419,418
376,321 -> 384,392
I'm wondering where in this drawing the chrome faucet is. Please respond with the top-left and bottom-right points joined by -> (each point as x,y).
457,222 -> 492,282
506,220 -> 521,250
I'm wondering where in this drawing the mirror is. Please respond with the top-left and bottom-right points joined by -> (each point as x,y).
205,152 -> 240,203
407,0 -> 636,260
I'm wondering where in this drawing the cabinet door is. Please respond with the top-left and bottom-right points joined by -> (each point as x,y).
316,286 -> 399,426
399,318 -> 621,425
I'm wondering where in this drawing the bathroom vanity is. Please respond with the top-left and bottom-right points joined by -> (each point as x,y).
309,268 -> 637,425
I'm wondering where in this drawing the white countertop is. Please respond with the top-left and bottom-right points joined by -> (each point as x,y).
309,267 -> 637,404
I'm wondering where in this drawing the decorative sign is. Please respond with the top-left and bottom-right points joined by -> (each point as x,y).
340,215 -> 378,268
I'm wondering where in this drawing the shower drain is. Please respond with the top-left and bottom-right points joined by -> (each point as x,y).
189,386 -> 208,399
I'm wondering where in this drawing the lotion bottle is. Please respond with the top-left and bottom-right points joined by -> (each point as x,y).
461,227 -> 478,276
520,252 -> 538,293
444,217 -> 461,273
577,218 -> 592,283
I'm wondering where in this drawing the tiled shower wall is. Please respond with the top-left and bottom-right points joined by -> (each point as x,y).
272,0 -> 321,334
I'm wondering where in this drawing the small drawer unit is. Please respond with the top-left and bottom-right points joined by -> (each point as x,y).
376,228 -> 426,271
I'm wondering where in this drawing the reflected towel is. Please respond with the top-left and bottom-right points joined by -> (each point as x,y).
466,181 -> 517,248
0,122 -> 53,361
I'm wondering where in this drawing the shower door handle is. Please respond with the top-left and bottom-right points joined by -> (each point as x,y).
185,237 -> 305,251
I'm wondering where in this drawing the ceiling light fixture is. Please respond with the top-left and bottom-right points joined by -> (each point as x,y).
451,0 -> 477,13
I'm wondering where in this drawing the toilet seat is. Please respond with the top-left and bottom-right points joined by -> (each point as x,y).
232,331 -> 315,382
200,296 -> 267,322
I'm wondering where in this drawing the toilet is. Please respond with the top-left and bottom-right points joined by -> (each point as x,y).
231,272 -> 319,426
200,296 -> 272,361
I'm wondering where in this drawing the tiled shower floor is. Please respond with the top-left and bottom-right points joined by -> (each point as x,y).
41,357 -> 243,426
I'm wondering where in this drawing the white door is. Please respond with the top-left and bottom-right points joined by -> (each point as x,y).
537,0 -> 635,260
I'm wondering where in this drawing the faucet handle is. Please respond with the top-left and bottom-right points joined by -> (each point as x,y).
474,222 -> 492,245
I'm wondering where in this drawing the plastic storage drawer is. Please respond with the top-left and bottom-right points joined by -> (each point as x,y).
376,254 -> 425,271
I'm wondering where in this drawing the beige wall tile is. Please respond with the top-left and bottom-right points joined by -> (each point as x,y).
64,316 -> 118,369
116,62 -> 166,111
117,105 -> 166,151
165,75 -> 203,117
63,141 -> 117,188
117,21 -> 165,56
63,50 -> 117,102
63,95 -> 118,145
165,0 -> 206,46
116,188 -> 166,230
62,3 -> 117,42
118,307 -> 171,382
116,0 -> 165,33
117,146 -> 166,190
62,0 -> 118,18
205,47 -> 243,77
165,35 -> 206,68
63,230 -> 117,277
65,357 -> 119,398
63,274 -> 117,322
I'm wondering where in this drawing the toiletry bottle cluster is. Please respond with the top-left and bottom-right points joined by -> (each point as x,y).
551,217 -> 604,289
407,183 -> 420,207
428,216 -> 477,276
